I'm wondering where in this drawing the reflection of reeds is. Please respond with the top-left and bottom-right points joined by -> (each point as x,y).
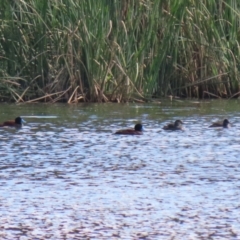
1,0 -> 240,102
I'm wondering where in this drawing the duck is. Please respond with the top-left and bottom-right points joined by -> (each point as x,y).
115,123 -> 143,135
0,116 -> 26,127
209,119 -> 230,128
163,120 -> 183,130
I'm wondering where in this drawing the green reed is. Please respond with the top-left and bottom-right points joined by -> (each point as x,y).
0,0 -> 240,102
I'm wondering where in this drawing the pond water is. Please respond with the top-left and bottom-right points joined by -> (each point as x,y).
0,99 -> 240,239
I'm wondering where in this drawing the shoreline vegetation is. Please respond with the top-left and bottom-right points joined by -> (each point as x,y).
1,0 -> 240,103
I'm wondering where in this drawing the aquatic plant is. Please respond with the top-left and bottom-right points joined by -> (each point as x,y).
0,0 -> 240,102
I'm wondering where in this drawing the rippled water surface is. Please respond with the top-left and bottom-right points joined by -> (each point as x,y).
1,100 -> 240,239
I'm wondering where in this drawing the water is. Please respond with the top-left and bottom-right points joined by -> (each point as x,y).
0,100 -> 240,239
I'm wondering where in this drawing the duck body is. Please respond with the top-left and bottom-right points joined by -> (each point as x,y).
163,120 -> 183,131
0,117 -> 25,127
209,119 -> 230,128
115,123 -> 143,135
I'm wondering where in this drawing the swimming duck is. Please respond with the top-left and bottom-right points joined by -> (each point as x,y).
0,116 -> 25,127
115,123 -> 143,135
163,120 -> 183,130
209,119 -> 230,128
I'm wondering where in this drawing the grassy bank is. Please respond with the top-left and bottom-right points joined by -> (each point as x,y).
1,0 -> 240,102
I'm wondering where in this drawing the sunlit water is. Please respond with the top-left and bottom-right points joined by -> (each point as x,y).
0,100 -> 240,239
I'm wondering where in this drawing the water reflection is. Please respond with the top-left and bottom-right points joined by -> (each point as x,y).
0,100 -> 240,239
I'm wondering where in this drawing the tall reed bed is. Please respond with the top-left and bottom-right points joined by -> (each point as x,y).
0,0 -> 240,102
